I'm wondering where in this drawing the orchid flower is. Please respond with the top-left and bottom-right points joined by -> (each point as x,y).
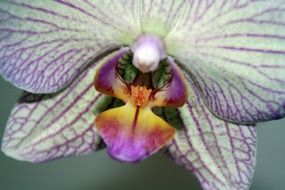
0,1 -> 285,190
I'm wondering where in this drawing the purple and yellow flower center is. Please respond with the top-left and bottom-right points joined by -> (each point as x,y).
94,35 -> 187,162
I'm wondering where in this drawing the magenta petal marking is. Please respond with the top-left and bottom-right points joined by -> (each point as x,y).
151,57 -> 187,107
94,48 -> 129,101
108,135 -> 151,163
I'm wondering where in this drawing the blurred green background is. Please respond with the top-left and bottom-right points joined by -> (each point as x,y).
0,76 -> 284,190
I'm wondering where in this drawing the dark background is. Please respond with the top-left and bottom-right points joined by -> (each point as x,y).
1,77 -> 284,190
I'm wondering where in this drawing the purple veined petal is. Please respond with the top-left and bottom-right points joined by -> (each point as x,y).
166,75 -> 257,190
0,0 -> 199,94
165,0 -> 285,123
1,51 -> 121,163
0,0 -> 142,93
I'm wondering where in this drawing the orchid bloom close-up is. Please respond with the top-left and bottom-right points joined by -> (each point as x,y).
0,0 -> 285,190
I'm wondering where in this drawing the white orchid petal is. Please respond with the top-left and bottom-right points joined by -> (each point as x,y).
0,0 -> 141,93
1,51 -> 121,162
166,0 -> 285,123
167,76 -> 257,190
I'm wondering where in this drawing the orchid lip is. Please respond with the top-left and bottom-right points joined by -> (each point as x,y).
94,45 -> 187,162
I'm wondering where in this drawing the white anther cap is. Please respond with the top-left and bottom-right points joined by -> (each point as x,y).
131,35 -> 166,73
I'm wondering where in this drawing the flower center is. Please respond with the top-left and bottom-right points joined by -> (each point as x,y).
130,85 -> 152,106
94,35 -> 188,163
